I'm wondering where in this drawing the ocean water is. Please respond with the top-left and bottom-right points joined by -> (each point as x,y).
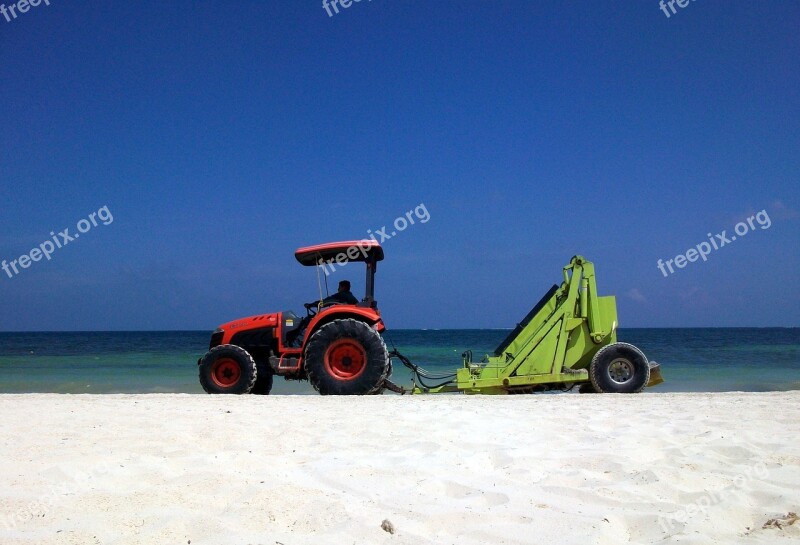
0,329 -> 798,395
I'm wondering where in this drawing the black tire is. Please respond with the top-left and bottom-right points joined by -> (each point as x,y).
199,344 -> 257,394
304,319 -> 389,395
251,360 -> 274,395
589,342 -> 650,394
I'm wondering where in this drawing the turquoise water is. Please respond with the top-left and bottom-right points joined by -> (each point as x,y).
0,329 -> 798,394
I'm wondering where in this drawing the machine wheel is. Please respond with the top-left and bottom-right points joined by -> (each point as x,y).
589,342 -> 650,394
199,344 -> 257,394
304,319 -> 389,395
251,360 -> 274,395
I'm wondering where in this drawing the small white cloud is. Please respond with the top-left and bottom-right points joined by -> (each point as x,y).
771,200 -> 800,220
679,285 -> 712,305
626,288 -> 647,303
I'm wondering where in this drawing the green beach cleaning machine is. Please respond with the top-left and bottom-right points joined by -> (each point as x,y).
197,240 -> 663,396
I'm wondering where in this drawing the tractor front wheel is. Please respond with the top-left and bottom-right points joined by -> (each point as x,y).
251,360 -> 274,395
589,342 -> 650,394
199,344 -> 258,394
304,319 -> 390,395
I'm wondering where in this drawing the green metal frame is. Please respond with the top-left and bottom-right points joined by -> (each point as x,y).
412,255 -> 623,395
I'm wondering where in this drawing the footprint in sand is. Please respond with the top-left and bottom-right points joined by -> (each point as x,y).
400,441 -> 441,455
440,480 -> 510,506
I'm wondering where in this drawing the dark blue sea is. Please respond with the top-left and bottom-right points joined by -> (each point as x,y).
0,329 -> 798,394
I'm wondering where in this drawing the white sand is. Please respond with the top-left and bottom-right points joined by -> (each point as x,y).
1,392 -> 799,545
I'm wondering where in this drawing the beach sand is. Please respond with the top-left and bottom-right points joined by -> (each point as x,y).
1,392 -> 798,544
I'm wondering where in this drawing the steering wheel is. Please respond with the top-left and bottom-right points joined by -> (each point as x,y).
305,300 -> 343,315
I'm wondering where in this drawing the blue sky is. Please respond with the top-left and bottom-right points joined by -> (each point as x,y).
0,1 -> 798,330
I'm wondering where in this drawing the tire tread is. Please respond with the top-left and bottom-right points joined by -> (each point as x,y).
305,319 -> 390,395
589,342 -> 650,394
199,344 -> 258,394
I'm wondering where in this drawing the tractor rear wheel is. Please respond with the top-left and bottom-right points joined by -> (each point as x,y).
304,319 -> 390,395
199,344 -> 258,394
589,342 -> 650,394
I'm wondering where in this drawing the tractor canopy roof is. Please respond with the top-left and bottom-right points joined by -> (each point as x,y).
294,240 -> 384,266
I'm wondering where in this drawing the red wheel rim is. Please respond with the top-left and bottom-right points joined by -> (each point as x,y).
211,357 -> 241,388
324,339 -> 367,381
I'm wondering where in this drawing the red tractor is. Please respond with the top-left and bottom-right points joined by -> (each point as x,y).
198,241 -> 391,395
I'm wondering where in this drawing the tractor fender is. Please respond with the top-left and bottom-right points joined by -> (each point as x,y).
305,307 -> 385,340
